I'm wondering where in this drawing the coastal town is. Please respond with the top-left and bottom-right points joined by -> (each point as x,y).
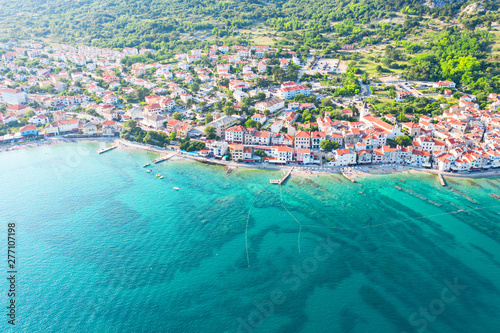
1,39 -> 500,174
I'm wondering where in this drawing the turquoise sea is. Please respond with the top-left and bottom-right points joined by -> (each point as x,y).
1,142 -> 500,333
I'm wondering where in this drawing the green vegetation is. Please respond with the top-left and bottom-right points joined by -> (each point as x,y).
120,125 -> 171,147
179,137 -> 205,151
254,149 -> 267,157
172,112 -> 183,120
320,140 -> 340,151
404,28 -> 499,96
369,96 -> 446,119
0,0 -> 485,55
394,134 -> 413,146
204,126 -> 216,139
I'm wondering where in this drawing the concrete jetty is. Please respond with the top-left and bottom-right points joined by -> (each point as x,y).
97,145 -> 118,154
270,167 -> 293,185
153,153 -> 176,164
341,168 -> 356,183
438,173 -> 446,186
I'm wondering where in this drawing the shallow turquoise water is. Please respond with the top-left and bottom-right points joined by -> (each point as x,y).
1,142 -> 500,333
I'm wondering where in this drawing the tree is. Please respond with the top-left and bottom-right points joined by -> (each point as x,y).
204,126 -> 216,139
440,56 -> 480,86
405,54 -> 439,81
388,87 -> 396,99
395,135 -> 413,146
143,132 -> 153,145
124,120 -> 137,128
242,97 -> 253,106
172,112 -> 182,120
245,119 -> 257,128
205,112 -> 213,124
320,140 -> 339,151
321,98 -> 333,107
189,83 -> 200,93
254,149 -> 267,161
223,106 -> 235,116
24,110 -> 36,119
137,87 -> 150,101
168,132 -> 177,140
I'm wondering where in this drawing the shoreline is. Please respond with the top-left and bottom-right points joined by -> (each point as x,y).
3,138 -> 500,180
0,136 -> 117,153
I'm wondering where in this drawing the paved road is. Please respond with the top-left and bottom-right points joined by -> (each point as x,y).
360,80 -> 371,97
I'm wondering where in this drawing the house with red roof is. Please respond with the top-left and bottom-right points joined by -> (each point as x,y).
435,152 -> 455,171
411,149 -> 431,167
402,122 -> 421,137
372,146 -> 398,164
29,114 -> 48,126
6,104 -> 29,117
295,148 -> 312,164
44,123 -> 59,137
333,148 -> 356,166
251,130 -> 272,145
19,125 -> 38,136
310,131 -> 326,149
166,118 -> 182,133
271,133 -> 293,147
141,114 -> 167,130
277,85 -> 310,99
361,115 -> 402,139
102,120 -> 117,136
225,125 -> 246,143
395,91 -> 413,102
176,122 -> 192,137
57,119 -> 79,133
143,103 -> 162,116
255,98 -> 285,113
432,80 -> 455,89
294,130 -> 311,149
0,87 -> 27,104
272,146 -> 294,163
251,113 -> 267,125
357,150 -> 373,164
342,109 -> 353,118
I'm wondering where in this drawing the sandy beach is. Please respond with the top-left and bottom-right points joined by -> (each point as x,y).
3,137 -> 499,180
0,136 -> 117,153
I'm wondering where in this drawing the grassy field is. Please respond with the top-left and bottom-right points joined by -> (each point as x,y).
238,24 -> 279,46
488,29 -> 500,59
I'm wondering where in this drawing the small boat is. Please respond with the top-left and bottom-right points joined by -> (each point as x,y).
143,163 -> 151,167
159,176 -> 164,179
173,187 -> 179,190
458,210 -> 463,212
146,169 -> 152,173
156,174 -> 160,177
